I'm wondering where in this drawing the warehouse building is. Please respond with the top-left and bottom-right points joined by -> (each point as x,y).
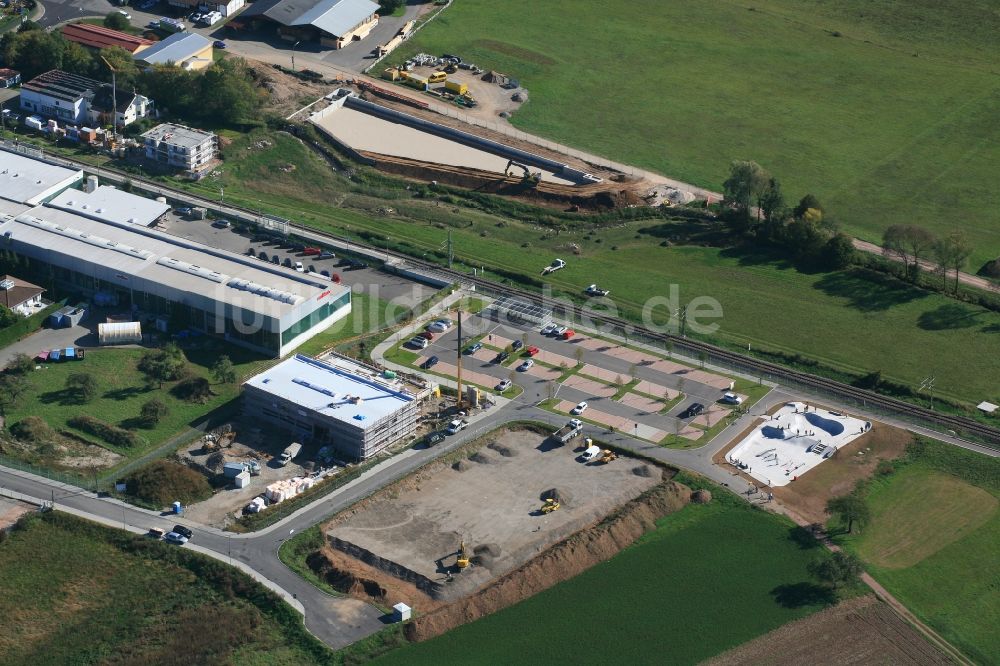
0,206 -> 351,356
0,152 -> 83,206
242,353 -> 419,461
242,0 -> 379,50
47,184 -> 170,227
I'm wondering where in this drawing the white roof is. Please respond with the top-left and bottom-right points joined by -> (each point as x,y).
0,207 -> 346,319
135,32 -> 213,66
297,0 -> 378,37
48,185 -> 170,227
977,401 -> 998,414
244,354 -> 415,429
0,152 -> 82,205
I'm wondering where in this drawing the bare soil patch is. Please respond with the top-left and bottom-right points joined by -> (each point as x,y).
704,595 -> 950,665
0,497 -> 34,530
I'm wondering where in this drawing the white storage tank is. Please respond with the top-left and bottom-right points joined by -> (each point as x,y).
392,603 -> 411,622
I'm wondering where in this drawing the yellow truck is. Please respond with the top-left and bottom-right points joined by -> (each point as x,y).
427,71 -> 447,84
445,80 -> 468,95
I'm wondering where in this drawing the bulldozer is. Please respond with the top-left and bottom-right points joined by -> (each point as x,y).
540,498 -> 561,513
456,540 -> 471,570
600,449 -> 618,464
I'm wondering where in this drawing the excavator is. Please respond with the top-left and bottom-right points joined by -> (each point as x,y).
456,540 -> 471,570
505,160 -> 542,186
540,498 -> 561,513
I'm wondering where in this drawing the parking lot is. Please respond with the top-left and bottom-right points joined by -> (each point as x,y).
158,213 -> 432,308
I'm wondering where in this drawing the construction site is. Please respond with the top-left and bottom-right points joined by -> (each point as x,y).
310,424 -> 684,619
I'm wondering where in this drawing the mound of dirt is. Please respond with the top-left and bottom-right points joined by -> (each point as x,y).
632,465 -> 654,477
452,460 -> 470,472
405,479 -> 690,643
487,442 -> 518,457
691,489 -> 712,504
469,451 -> 498,465
204,452 -> 226,473
540,488 -> 573,505
474,543 -> 502,558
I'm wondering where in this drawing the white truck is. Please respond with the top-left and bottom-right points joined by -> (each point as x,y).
551,418 -> 584,444
541,258 -> 566,275
585,284 -> 610,297
446,419 -> 469,435
278,442 -> 302,466
581,442 -> 602,462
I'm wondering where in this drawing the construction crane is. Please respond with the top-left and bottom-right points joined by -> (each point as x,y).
456,539 -> 470,570
540,498 -> 561,514
99,55 -> 119,142
504,160 -> 541,185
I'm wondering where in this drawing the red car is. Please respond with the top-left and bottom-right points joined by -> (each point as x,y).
525,346 -> 540,356
331,273 -> 341,283
302,247 -> 322,256
419,331 -> 435,340
561,329 -> 575,340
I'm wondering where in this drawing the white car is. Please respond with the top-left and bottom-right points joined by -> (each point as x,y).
552,325 -> 568,337
721,392 -> 743,405
495,379 -> 512,392
117,9 -> 132,19
568,418 -> 583,428
585,284 -> 610,297
517,359 -> 534,372
408,337 -> 429,349
164,531 -> 188,545
294,261 -> 304,272
446,419 -> 468,435
426,321 -> 450,333
571,401 -> 588,415
541,324 -> 557,335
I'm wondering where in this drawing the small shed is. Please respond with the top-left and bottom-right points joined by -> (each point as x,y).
392,603 -> 411,622
233,470 -> 250,489
223,462 -> 246,478
98,321 -> 142,345
977,402 -> 998,415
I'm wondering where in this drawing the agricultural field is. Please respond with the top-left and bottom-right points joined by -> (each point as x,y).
834,440 -> 1000,664
0,511 -> 330,665
400,0 -> 1000,267
375,494 -> 845,664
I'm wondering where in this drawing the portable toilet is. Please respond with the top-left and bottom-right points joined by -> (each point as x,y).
172,501 -> 183,515
234,470 -> 250,489
392,603 -> 412,622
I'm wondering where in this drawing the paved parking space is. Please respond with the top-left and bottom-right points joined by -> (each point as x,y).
415,356 -> 500,391
554,400 -> 667,442
616,393 -> 667,414
562,374 -> 617,399
691,404 -> 731,428
633,379 -> 679,400
524,363 -> 561,381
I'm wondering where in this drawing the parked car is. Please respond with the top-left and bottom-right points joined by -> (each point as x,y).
138,0 -> 157,9
164,531 -> 188,545
294,261 -> 304,272
552,325 -> 568,337
571,401 -> 588,415
148,527 -> 165,539
517,359 -> 534,372
408,337 -> 429,349
172,525 -> 193,540
464,341 -> 483,354
425,432 -> 445,447
525,346 -> 540,356
420,355 -> 439,369
271,255 -> 280,264
419,331 -> 435,340
446,419 -> 468,435
426,321 -> 450,333
494,351 -> 509,364
560,329 -> 575,340
541,323 -> 557,335
302,247 -> 321,256
282,258 -> 292,267
117,9 -> 132,19
212,219 -> 231,228
320,269 -> 331,277
495,378 -> 512,392
511,340 -> 524,351
319,250 -> 336,259
681,403 -> 705,418
721,392 -> 743,405
346,259 -> 367,270
174,206 -> 192,216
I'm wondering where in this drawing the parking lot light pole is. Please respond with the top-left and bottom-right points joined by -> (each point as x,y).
291,41 -> 302,72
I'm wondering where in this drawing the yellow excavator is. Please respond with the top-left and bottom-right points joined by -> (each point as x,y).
456,540 -> 470,570
600,449 -> 618,464
540,498 -> 561,513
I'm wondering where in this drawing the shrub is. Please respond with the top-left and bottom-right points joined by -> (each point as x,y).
5,353 -> 35,376
10,416 -> 54,443
125,459 -> 212,507
139,398 -> 169,427
68,415 -> 141,448
875,459 -> 895,476
172,376 -> 212,402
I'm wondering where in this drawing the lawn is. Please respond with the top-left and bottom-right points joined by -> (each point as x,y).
294,291 -> 397,358
834,439 -> 1000,664
398,0 -> 1000,268
376,494 -> 842,664
4,343 -> 265,475
0,511 -> 332,665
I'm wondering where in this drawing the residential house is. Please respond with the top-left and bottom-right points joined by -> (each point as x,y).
19,70 -> 153,128
0,275 -> 45,317
141,123 -> 218,173
0,68 -> 21,89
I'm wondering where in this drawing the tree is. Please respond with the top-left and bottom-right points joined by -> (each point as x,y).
664,339 -> 673,358
139,398 -> 169,426
628,363 -> 639,381
103,11 -> 131,31
211,355 -> 237,384
933,231 -> 973,293
758,177 -> 785,227
793,194 -> 823,219
5,353 -> 35,376
823,233 -> 856,270
574,346 -> 584,367
723,160 -> 770,226
197,57 -> 263,125
1,29 -> 66,81
826,494 -> 871,533
62,40 -> 95,78
808,551 -> 863,588
65,372 -> 99,403
0,373 -> 29,414
138,344 -> 186,388
615,374 -> 625,390
698,351 -> 707,368
378,0 -> 404,14
882,225 -> 936,282
0,304 -> 17,329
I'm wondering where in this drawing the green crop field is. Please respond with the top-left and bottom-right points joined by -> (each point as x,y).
400,0 -> 1000,268
376,495 -> 843,664
0,512 -> 331,665
835,440 -> 1000,664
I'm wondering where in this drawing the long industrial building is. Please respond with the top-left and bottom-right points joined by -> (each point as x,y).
0,153 -> 350,355
242,353 -> 419,461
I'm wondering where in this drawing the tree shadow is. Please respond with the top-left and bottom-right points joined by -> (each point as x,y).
38,388 -> 85,406
787,525 -> 822,550
103,386 -> 149,401
917,303 -> 984,330
982,323 -> 1000,334
770,582 -> 836,608
813,269 -> 928,312
719,244 -> 796,271
120,417 -> 153,430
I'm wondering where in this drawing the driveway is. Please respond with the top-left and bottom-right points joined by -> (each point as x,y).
0,313 -> 97,368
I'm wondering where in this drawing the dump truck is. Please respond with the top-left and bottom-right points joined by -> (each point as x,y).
551,418 -> 584,444
445,80 -> 467,95
278,442 -> 302,467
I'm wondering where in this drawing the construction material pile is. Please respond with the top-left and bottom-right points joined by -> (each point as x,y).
264,477 -> 315,504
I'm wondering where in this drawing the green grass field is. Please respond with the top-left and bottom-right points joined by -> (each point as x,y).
835,440 -> 1000,663
0,512 -> 331,665
376,494 -> 842,664
399,0 -> 1000,268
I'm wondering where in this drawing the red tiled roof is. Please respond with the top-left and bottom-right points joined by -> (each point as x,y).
61,23 -> 155,53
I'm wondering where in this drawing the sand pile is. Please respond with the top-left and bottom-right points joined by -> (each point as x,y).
487,442 -> 518,457
469,452 -> 498,465
452,460 -> 470,472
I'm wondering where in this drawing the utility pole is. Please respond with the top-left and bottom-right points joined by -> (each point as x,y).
919,376 -> 936,410
447,229 -> 454,269
455,309 -> 463,408
100,56 -> 118,142
291,40 -> 302,72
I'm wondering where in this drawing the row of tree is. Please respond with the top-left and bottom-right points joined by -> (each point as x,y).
722,160 -> 854,270
882,225 -> 972,293
0,25 -> 264,126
